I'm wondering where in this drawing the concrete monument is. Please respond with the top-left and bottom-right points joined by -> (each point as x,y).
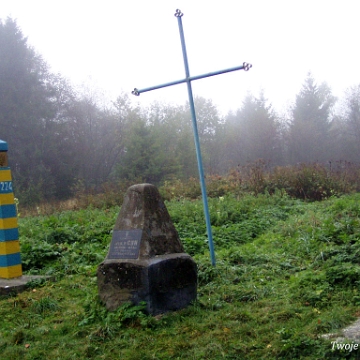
97,183 -> 197,315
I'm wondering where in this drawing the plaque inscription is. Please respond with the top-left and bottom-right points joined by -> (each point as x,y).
108,230 -> 142,259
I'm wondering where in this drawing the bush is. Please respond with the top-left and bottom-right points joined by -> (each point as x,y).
160,161 -> 360,203
271,163 -> 335,201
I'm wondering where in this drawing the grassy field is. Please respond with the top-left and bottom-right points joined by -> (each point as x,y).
1,192 -> 360,359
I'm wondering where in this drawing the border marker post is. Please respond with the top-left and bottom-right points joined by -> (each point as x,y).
0,140 -> 22,279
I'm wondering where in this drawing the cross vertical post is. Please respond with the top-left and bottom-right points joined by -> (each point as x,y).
132,9 -> 252,266
175,9 -> 215,266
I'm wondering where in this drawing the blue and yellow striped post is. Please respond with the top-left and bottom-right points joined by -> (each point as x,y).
0,140 -> 22,278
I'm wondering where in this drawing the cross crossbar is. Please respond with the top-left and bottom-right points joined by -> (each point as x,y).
132,9 -> 252,266
132,63 -> 252,96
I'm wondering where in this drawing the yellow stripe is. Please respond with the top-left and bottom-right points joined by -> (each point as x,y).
0,217 -> 18,229
0,170 -> 12,182
0,264 -> 22,278
0,240 -> 20,255
0,193 -> 15,205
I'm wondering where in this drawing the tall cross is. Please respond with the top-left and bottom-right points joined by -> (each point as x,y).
132,9 -> 252,266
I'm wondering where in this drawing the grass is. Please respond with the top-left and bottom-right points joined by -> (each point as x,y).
1,192 -> 360,358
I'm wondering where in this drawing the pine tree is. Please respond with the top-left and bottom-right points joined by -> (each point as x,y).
0,18 -> 57,203
288,73 -> 335,164
224,91 -> 281,166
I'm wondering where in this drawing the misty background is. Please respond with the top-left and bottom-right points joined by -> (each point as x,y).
1,11 -> 360,205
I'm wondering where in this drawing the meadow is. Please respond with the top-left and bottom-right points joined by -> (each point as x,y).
1,186 -> 360,358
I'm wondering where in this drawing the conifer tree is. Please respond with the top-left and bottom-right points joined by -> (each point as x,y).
288,73 -> 335,164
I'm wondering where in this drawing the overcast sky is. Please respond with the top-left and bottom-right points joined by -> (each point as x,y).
2,0 -> 360,114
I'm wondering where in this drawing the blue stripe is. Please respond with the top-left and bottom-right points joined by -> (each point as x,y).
0,182 -> 13,194
0,204 -> 17,218
0,141 -> 8,151
0,228 -> 19,241
0,252 -> 21,267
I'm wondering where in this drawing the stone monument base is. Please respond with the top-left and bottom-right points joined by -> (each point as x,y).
97,253 -> 197,315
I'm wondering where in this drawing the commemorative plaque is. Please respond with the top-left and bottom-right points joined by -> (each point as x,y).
108,230 -> 142,259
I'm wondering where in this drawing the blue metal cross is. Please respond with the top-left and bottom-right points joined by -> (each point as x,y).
132,9 -> 252,266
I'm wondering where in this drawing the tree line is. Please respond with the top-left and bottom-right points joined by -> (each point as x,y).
1,18 -> 360,205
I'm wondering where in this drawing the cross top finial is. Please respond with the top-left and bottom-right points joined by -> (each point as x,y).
174,9 -> 183,17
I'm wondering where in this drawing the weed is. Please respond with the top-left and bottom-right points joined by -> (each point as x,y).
11,330 -> 25,345
31,296 -> 60,315
1,191 -> 360,359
